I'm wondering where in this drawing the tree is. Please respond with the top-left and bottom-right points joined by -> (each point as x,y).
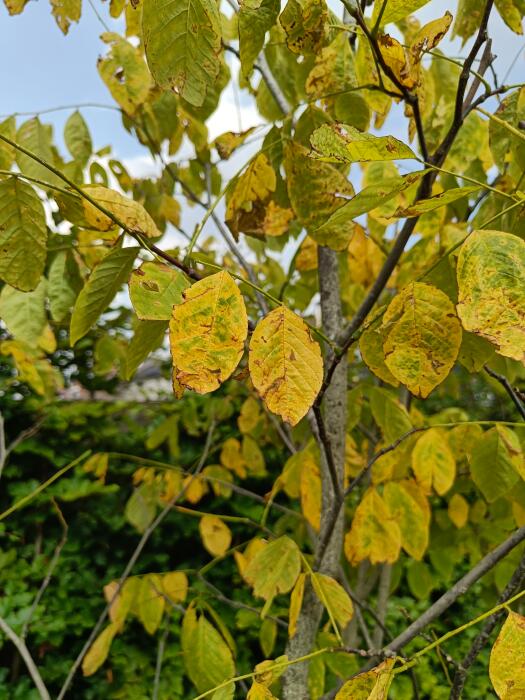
0,0 -> 525,698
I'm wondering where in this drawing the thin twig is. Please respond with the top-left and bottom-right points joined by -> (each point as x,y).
0,617 -> 51,700
485,366 -> 525,420
56,420 -> 216,699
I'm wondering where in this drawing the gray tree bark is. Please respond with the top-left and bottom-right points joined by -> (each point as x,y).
283,247 -> 348,699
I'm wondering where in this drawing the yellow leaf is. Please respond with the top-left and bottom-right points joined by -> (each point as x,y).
335,659 -> 395,699
360,312 -> 399,388
184,474 -> 208,504
162,571 -> 188,603
347,225 -> 386,288
82,622 -> 119,676
383,480 -> 429,560
247,681 -> 277,699
214,127 -> 256,160
311,573 -> 354,631
242,435 -> 266,476
103,578 -> 138,629
199,515 -> 232,557
98,32 -> 151,114
50,0 -> 81,34
220,437 -> 247,478
448,493 -> 469,529
382,282 -> 462,398
82,185 -> 160,238
411,428 -> 456,496
138,574 -> 165,634
378,34 -> 416,89
300,452 -> 322,531
456,230 -> 525,362
238,396 -> 261,434
234,538 -> 267,582
169,271 -> 248,393
249,306 -> 323,426
296,236 -> 318,272
279,0 -> 328,55
244,536 -> 301,612
490,611 -> 525,699
288,573 -> 306,638
344,488 -> 402,566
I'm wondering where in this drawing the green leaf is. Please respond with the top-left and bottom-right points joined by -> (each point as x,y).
16,117 -> 60,186
394,186 -> 479,218
412,428 -> 456,496
490,611 -> 525,698
129,261 -> 189,320
125,483 -> 158,533
259,617 -> 277,658
244,536 -> 301,613
64,110 -> 92,166
181,605 -> 235,694
382,282 -> 462,398
469,426 -> 522,503
123,319 -> 167,380
279,0 -> 328,55
284,140 -> 355,250
70,246 -> 139,345
98,33 -> 151,115
488,89 -> 525,170
142,0 -> 222,107
48,251 -> 83,322
368,386 -> 412,443
0,279 -> 47,346
239,0 -> 280,77
0,116 -> 16,170
495,0 -> 524,35
0,177 -> 47,292
453,0 -> 483,44
372,0 -> 431,26
456,230 -> 525,362
310,124 -> 416,163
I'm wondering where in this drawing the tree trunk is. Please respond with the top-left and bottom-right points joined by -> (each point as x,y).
283,247 -> 348,699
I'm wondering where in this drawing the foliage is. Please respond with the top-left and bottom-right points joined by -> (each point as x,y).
1,0 -> 525,698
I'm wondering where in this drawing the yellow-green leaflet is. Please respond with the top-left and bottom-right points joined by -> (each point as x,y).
249,306 -> 323,426
169,271 -> 248,393
456,230 -> 525,362
310,124 -> 416,163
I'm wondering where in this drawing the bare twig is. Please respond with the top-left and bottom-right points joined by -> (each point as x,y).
152,623 -> 170,700
0,617 -> 51,700
485,366 -> 525,420
56,420 -> 216,699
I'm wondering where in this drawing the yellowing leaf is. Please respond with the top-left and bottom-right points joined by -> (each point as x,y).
412,428 -> 456,496
490,611 -> 525,698
129,262 -> 189,320
181,605 -> 235,694
199,515 -> 232,557
162,571 -> 188,603
394,185 -> 479,218
296,236 -> 318,272
103,578 -> 138,630
0,178 -> 47,292
360,312 -> 399,388
284,141 -> 355,250
448,493 -> 469,529
372,0 -> 431,26
238,0 -> 280,77
347,225 -> 386,288
98,33 -> 151,114
249,306 -> 323,426
244,536 -> 301,613
142,0 -> 222,107
50,0 -> 81,33
70,247 -> 139,345
495,0 -> 524,35
378,34 -> 416,89
220,437 -> 247,478
335,659 -> 395,699
242,435 -> 266,475
238,396 -> 262,435
214,127 -> 257,160
82,185 -> 161,238
288,572 -> 306,638
169,271 -> 248,393
82,622 -> 119,676
247,681 -> 278,699
382,282 -> 462,398
138,574 -> 165,634
310,124 -> 416,163
456,230 -> 525,362
383,480 -> 429,560
64,110 -> 92,165
344,488 -> 402,565
469,426 -> 522,502
279,0 -> 328,55
0,279 -> 47,347
300,452 -> 322,531
311,573 -> 354,631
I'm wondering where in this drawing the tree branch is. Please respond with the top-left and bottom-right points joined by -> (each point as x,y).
450,551 -> 525,699
0,617 -> 51,700
485,366 -> 525,420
